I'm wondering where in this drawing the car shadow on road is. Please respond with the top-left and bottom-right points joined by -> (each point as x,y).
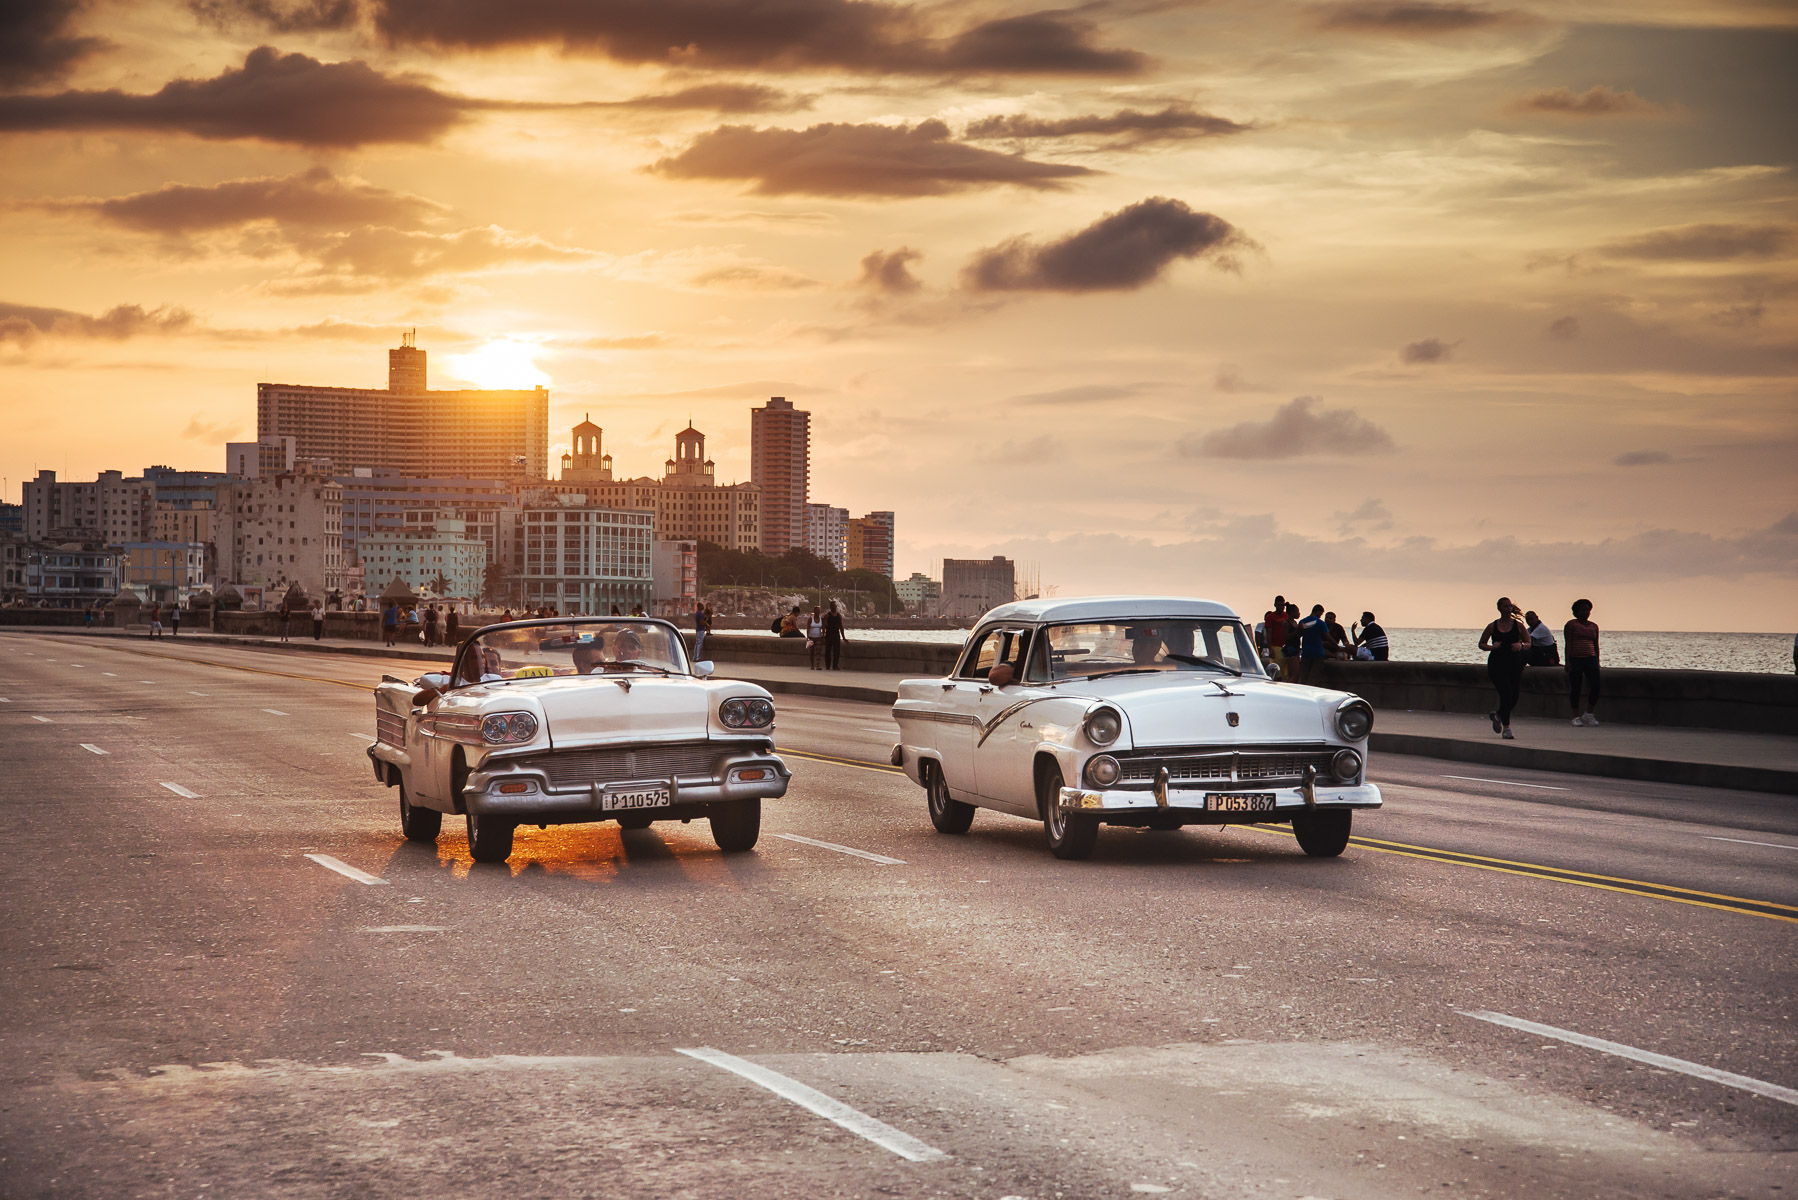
377,822 -> 780,886
947,820 -> 1344,869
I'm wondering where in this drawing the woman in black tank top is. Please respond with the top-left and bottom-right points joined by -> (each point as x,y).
1478,596 -> 1530,737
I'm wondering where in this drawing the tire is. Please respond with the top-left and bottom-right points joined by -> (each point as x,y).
466,810 -> 515,863
925,762 -> 975,835
398,780 -> 441,843
616,812 -> 654,830
1292,809 -> 1352,857
710,799 -> 761,853
1037,761 -> 1098,860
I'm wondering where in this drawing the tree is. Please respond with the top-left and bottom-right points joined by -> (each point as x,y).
481,560 -> 511,605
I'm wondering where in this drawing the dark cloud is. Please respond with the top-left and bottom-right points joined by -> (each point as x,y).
0,300 -> 194,346
1711,301 -> 1764,328
651,120 -> 1093,197
189,0 -> 358,32
1600,223 -> 1794,262
370,0 -> 1146,76
1215,363 -> 1267,393
0,0 -> 105,87
1511,85 -> 1659,117
962,197 -> 1251,293
49,167 -> 444,234
1312,2 -> 1520,34
268,225 -> 595,294
857,247 -> 923,293
0,46 -> 467,147
1613,449 -> 1671,467
1181,396 -> 1394,459
964,105 -> 1249,146
611,83 -> 813,113
1400,336 -> 1453,363
1546,316 -> 1579,340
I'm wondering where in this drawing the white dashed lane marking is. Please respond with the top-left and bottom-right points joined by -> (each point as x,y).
31,716 -> 51,723
773,833 -> 905,866
1441,774 -> 1568,791
101,671 -> 118,677
79,744 -> 108,755
159,782 -> 199,798
676,1047 -> 948,1162
1460,1010 -> 1798,1107
1704,835 -> 1798,852
188,691 -> 208,696
305,854 -> 389,886
263,708 -> 290,716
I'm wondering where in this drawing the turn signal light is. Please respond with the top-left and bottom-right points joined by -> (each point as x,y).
735,768 -> 769,782
497,782 -> 530,794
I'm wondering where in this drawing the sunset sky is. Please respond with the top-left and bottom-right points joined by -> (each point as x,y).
2,0 -> 1793,631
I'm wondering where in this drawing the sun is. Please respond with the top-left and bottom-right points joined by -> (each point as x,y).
445,340 -> 552,390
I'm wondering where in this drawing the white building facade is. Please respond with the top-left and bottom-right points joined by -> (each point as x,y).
520,498 -> 654,614
803,503 -> 848,569
357,514 -> 487,600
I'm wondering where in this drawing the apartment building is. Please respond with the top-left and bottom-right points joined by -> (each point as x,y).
846,511 -> 895,578
215,473 -> 344,598
22,470 -> 155,542
519,496 -> 654,614
750,397 -> 808,555
120,542 -> 208,605
357,512 -> 487,600
942,556 -> 1016,619
803,503 -> 848,569
544,418 -> 759,551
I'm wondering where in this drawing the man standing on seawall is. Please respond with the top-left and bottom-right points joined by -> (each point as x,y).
1297,604 -> 1328,684
1565,599 -> 1601,727
1263,595 -> 1291,680
823,601 -> 846,671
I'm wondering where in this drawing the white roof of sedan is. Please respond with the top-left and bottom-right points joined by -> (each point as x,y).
980,595 -> 1241,624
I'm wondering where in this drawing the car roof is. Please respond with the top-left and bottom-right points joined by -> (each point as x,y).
979,595 -> 1241,625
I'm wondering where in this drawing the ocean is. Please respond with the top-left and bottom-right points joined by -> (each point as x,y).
721,626 -> 1795,674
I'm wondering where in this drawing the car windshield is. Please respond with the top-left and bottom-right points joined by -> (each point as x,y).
1036,618 -> 1265,681
452,620 -> 689,686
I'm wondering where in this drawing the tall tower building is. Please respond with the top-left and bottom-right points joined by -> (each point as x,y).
388,330 -> 426,392
560,415 -> 613,483
750,397 -> 809,555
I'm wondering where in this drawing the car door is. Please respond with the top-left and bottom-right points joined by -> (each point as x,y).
937,626 -> 1035,807
973,627 -> 1052,814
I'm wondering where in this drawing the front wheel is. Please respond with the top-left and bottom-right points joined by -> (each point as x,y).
925,763 -> 975,834
710,799 -> 761,853
398,780 -> 441,843
1037,762 -> 1098,860
1292,809 -> 1352,857
466,810 -> 515,863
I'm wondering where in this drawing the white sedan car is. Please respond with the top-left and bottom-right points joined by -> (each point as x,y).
368,617 -> 790,863
892,597 -> 1381,859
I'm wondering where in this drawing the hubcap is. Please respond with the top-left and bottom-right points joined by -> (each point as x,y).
1046,793 -> 1065,839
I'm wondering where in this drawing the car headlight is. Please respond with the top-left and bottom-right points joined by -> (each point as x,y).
1085,754 -> 1121,787
482,712 -> 538,744
719,697 -> 775,728
1083,706 -> 1122,747
1335,699 -> 1373,741
1330,748 -> 1362,782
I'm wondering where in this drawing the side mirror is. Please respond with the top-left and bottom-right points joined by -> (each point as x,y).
988,663 -> 1016,688
693,660 -> 715,678
412,688 -> 440,707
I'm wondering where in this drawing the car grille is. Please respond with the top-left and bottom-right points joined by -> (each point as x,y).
534,743 -> 727,790
375,710 -> 406,746
1115,746 -> 1338,786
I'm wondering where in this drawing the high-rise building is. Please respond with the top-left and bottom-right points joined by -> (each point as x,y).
942,556 -> 1015,618
846,510 -> 894,578
750,396 -> 808,555
803,503 -> 848,569
256,339 -> 549,480
544,419 -> 759,552
22,470 -> 155,542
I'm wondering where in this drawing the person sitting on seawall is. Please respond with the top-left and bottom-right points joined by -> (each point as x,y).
1525,609 -> 1560,666
1352,612 -> 1388,661
1565,599 -> 1601,727
779,605 -> 804,638
1324,611 -> 1352,660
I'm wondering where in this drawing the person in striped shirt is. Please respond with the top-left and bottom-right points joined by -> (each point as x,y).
1353,612 -> 1389,661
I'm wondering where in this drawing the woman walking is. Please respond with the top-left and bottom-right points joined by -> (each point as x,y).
1564,598 -> 1601,726
806,606 -> 824,670
1478,596 -> 1530,739
382,601 -> 398,648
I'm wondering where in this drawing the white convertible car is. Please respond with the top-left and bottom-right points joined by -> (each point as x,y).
367,617 -> 790,863
892,597 -> 1381,859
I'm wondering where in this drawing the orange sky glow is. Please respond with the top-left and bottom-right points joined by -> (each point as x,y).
1,0 -> 1794,631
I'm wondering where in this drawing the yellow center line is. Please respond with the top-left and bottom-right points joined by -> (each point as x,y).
778,747 -> 905,774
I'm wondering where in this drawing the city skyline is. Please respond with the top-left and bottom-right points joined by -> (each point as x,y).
1,2 -> 1794,631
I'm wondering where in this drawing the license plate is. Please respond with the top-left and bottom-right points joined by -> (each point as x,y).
601,785 -> 670,812
1206,792 -> 1276,812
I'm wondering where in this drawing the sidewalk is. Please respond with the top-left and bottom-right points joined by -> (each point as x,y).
13,627 -> 1794,795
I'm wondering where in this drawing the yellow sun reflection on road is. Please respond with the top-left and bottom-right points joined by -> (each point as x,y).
444,339 -> 552,389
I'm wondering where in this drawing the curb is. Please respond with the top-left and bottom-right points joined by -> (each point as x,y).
1370,732 -> 1796,796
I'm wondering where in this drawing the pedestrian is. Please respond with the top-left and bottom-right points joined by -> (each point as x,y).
279,597 -> 292,642
807,606 -> 824,670
779,605 -> 803,638
1525,610 -> 1560,666
1353,611 -> 1388,660
311,598 -> 325,641
1262,595 -> 1290,680
1297,604 -> 1328,684
693,600 -> 710,661
824,600 -> 845,670
424,604 -> 439,648
169,603 -> 180,637
1478,596 -> 1530,739
446,607 -> 459,645
382,601 -> 398,648
1283,603 -> 1302,668
149,602 -> 163,639
1565,598 -> 1601,726
84,606 -> 94,629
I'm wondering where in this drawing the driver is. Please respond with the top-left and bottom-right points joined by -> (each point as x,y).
571,639 -> 605,675
1130,627 -> 1164,666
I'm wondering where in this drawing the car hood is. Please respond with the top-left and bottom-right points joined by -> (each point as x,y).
463,675 -> 712,747
1062,674 -> 1348,747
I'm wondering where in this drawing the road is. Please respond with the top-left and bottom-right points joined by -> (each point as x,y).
1,630 -> 1793,1199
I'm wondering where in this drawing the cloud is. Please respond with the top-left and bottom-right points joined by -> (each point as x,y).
0,46 -> 467,147
686,262 -> 822,292
189,0 -> 358,31
963,197 -> 1251,293
1,0 -> 105,86
1511,85 -> 1660,117
181,415 -> 241,440
1400,336 -> 1453,363
1180,396 -> 1395,459
1215,363 -> 1267,393
369,0 -> 1145,76
0,300 -> 195,345
48,167 -> 445,235
1546,315 -> 1579,340
1600,223 -> 1794,262
250,225 -> 596,294
964,105 -> 1250,146
650,119 -> 1093,197
1312,2 -> 1522,34
857,247 -> 923,294
1711,301 -> 1764,328
1613,449 -> 1671,467
1010,383 -> 1150,406
610,83 -> 813,113
1335,497 -> 1393,532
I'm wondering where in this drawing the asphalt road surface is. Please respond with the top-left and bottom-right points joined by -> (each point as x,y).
2,631 -> 1794,1199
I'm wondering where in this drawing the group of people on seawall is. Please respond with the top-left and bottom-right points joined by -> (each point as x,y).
1480,596 -> 1602,740
1255,595 -> 1387,685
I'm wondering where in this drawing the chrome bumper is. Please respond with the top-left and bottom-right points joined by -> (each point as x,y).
1059,781 -> 1381,817
463,750 -> 791,817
